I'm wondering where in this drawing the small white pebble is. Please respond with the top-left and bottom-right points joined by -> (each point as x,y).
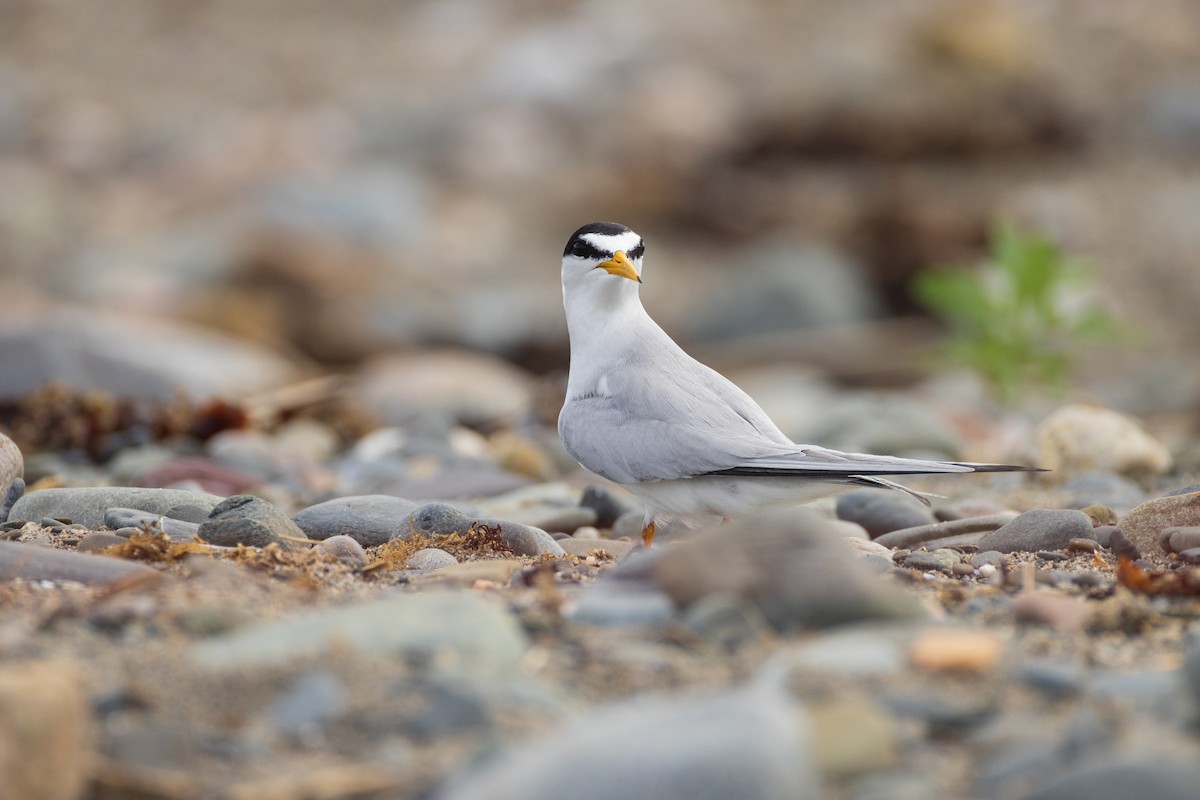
573,526 -> 601,540
978,564 -> 996,578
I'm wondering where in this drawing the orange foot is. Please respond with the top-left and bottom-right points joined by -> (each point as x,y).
641,520 -> 656,550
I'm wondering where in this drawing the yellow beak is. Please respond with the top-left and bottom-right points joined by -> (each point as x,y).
598,251 -> 641,283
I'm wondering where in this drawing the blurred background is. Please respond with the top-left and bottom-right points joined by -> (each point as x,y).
2,0 -> 1199,424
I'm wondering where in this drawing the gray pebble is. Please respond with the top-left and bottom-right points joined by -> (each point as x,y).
313,535 -> 369,567
1064,470 -> 1146,509
679,592 -> 769,650
901,548 -> 961,574
970,551 -> 1006,569
977,509 -> 1093,554
198,495 -> 308,551
405,547 -> 458,570
407,502 -> 473,535
836,490 -> 936,538
480,519 -> 566,557
1166,526 -> 1200,553
1178,547 -> 1200,565
1090,526 -> 1120,548
873,514 -> 1016,549
0,540 -> 161,585
1036,551 -> 1069,562
292,494 -> 418,547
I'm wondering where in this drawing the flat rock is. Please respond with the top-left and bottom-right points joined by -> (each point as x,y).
198,495 -> 308,551
1035,404 -> 1172,476
1121,491 -> 1200,554
193,590 -> 528,674
0,541 -> 162,586
437,684 -> 816,800
976,509 -> 1093,553
654,509 -> 923,631
7,487 -> 224,530
293,494 -> 419,547
836,490 -> 937,538
871,513 -> 1017,549
0,661 -> 90,800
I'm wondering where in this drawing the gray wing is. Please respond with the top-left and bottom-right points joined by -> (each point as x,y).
559,355 -> 799,484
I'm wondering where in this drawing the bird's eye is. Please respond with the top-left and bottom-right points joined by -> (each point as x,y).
570,241 -> 591,258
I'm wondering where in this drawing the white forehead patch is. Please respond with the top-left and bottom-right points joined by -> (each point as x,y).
581,230 -> 643,256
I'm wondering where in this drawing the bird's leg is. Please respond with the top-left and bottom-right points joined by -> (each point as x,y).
641,520 -> 656,549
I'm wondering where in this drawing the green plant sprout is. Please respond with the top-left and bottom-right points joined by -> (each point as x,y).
912,222 -> 1121,403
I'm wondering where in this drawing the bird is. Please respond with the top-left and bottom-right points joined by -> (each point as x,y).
557,221 -> 1040,549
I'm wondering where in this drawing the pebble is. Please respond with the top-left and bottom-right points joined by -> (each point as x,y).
405,547 -> 458,571
0,661 -> 90,800
313,534 -> 369,567
7,487 -> 224,530
654,509 -> 923,631
409,560 -> 524,588
1012,592 -> 1091,632
835,490 -> 936,538
1035,404 -> 1173,476
193,590 -> 528,674
873,513 -> 1016,549
407,502 -> 473,535
197,495 -> 309,551
976,509 -> 1093,553
1177,547 -> 1200,565
1079,504 -> 1118,526
1067,538 -> 1099,553
137,455 -> 263,497
1089,525 -> 1121,548
437,684 -> 816,800
779,626 -> 907,677
907,628 -> 1003,674
580,484 -> 634,528
1106,528 -> 1140,560
1163,526 -> 1200,553
0,540 -> 163,585
1120,491 -> 1200,553
901,548 -> 961,574
292,494 -> 419,547
481,519 -> 567,557
104,507 -> 200,541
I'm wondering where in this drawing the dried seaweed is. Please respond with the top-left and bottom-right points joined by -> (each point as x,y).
101,532 -> 214,563
1116,556 -> 1200,597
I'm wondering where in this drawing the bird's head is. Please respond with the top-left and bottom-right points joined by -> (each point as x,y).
561,222 -> 645,293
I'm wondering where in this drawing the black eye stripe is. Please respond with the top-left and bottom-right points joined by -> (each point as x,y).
563,238 -> 645,260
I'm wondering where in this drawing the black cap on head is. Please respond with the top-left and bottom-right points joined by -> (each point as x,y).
563,221 -> 632,256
